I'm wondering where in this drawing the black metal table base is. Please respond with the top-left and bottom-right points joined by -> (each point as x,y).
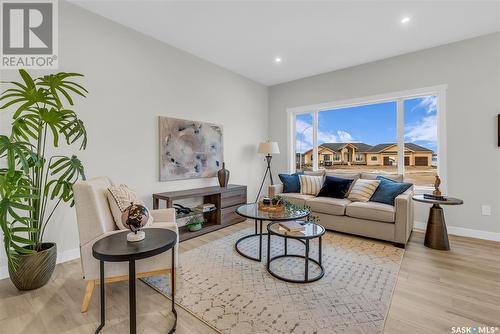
266,233 -> 324,283
95,248 -> 177,334
234,219 -> 268,262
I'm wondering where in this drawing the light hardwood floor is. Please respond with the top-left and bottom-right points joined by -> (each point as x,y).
0,223 -> 499,334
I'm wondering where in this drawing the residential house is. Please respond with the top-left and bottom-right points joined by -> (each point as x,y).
301,143 -> 433,167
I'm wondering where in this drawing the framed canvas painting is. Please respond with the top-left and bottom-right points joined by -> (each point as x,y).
159,116 -> 223,181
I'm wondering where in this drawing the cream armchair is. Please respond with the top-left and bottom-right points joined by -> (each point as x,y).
73,176 -> 178,313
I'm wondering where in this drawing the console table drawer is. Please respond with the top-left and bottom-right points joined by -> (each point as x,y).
221,189 -> 246,208
221,205 -> 245,224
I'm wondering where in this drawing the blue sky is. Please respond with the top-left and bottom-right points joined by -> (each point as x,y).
296,96 -> 437,153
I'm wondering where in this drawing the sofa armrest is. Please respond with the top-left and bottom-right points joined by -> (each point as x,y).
150,208 -> 176,223
394,187 -> 414,245
268,184 -> 284,198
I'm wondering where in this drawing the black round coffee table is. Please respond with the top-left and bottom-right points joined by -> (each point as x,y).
235,203 -> 309,262
266,221 -> 325,283
92,228 -> 177,334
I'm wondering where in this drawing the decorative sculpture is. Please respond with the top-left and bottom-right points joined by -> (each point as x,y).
433,175 -> 442,196
121,203 -> 150,242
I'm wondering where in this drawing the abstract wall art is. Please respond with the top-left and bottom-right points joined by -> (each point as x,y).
159,116 -> 223,181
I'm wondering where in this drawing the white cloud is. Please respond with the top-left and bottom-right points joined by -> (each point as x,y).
405,114 -> 437,142
295,119 -> 357,151
337,130 -> 355,142
413,96 -> 437,114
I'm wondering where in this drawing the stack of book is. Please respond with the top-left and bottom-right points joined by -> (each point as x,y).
424,194 -> 446,201
279,221 -> 305,232
194,203 -> 216,213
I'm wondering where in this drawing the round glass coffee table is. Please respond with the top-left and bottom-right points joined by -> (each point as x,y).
267,221 -> 325,283
235,203 -> 309,262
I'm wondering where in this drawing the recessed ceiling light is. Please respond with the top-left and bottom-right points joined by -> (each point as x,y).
274,57 -> 282,63
401,16 -> 411,24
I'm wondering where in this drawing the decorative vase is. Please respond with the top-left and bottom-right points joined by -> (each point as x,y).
8,242 -> 57,290
217,162 -> 230,187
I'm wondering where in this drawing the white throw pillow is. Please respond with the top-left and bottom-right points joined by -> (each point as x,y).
299,175 -> 324,196
347,179 -> 380,202
107,184 -> 153,230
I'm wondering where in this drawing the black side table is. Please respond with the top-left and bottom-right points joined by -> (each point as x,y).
92,228 -> 177,334
267,221 -> 325,283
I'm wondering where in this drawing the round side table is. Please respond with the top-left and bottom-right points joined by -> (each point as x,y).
92,228 -> 177,334
266,221 -> 325,283
412,195 -> 463,251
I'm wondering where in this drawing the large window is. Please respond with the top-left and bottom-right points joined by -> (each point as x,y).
295,113 -> 313,171
290,88 -> 444,189
403,96 -> 438,187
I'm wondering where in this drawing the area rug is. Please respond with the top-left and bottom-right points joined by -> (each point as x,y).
142,227 -> 404,334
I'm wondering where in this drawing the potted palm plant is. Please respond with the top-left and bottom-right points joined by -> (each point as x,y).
0,69 -> 87,290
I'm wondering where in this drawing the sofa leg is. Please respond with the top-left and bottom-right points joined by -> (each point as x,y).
394,242 -> 406,249
81,280 -> 95,313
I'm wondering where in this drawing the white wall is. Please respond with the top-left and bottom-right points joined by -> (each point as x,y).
268,33 -> 500,239
0,1 -> 268,278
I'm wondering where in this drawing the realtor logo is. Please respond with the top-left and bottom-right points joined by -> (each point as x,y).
1,0 -> 58,68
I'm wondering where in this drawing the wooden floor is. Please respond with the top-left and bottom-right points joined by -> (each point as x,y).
0,223 -> 499,334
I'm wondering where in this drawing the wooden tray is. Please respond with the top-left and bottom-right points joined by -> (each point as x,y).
258,202 -> 285,213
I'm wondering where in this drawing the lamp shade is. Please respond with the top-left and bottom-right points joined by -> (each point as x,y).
258,141 -> 280,154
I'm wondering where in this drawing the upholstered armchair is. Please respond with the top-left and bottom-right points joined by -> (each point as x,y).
73,177 -> 178,313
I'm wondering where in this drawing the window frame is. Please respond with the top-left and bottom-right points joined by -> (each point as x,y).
286,85 -> 447,193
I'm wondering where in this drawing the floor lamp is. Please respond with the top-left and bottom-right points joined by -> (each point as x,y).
255,141 -> 280,202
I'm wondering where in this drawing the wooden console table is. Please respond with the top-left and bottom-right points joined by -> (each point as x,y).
153,184 -> 247,242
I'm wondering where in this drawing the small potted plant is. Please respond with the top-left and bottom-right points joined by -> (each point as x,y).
185,217 -> 204,232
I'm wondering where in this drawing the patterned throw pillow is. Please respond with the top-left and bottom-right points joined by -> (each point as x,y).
347,179 -> 381,202
107,184 -> 153,230
299,175 -> 324,196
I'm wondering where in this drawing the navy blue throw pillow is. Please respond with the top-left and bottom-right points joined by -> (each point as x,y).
279,172 -> 303,193
316,176 -> 353,199
370,176 -> 412,206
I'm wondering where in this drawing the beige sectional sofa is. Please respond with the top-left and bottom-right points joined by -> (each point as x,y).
269,171 -> 414,247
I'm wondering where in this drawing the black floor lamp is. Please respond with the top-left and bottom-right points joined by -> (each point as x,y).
255,141 -> 280,202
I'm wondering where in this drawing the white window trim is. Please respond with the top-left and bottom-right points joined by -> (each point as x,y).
286,85 -> 447,193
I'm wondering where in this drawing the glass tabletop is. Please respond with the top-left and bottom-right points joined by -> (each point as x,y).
268,221 -> 325,239
235,203 -> 309,221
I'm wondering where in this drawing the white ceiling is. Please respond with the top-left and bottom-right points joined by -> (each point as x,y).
71,1 -> 500,86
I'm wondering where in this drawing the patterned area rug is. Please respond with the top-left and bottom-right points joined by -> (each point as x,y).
143,227 -> 403,334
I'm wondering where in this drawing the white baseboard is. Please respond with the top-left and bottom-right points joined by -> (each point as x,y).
414,221 -> 500,242
0,247 -> 80,280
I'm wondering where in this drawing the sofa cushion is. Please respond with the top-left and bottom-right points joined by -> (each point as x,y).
370,176 -> 413,206
361,172 -> 403,182
299,175 -> 324,196
306,197 -> 351,216
347,179 -> 380,202
316,176 -> 353,199
279,193 -> 315,206
279,172 -> 303,193
346,201 -> 395,223
304,170 -> 325,177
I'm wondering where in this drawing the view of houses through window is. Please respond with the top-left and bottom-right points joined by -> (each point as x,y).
294,95 -> 438,187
